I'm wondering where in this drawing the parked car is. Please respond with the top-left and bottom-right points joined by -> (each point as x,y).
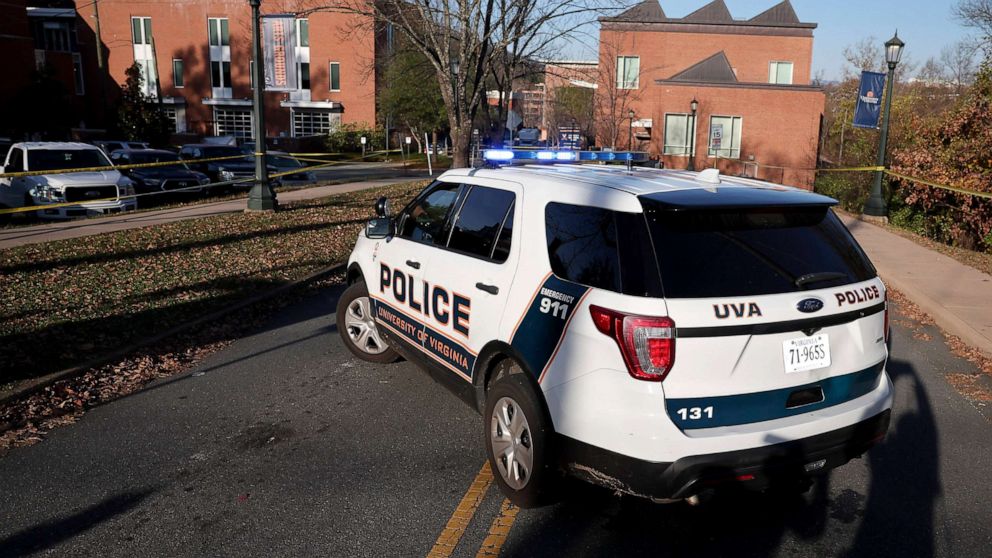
0,142 -> 136,219
266,152 -> 316,184
337,152 -> 892,508
179,144 -> 256,190
110,149 -> 211,195
93,140 -> 151,155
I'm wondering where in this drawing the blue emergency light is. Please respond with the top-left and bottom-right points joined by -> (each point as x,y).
482,149 -> 649,165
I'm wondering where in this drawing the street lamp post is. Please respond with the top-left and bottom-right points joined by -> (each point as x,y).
863,32 -> 904,219
688,98 -> 698,171
247,0 -> 276,211
628,109 -> 635,150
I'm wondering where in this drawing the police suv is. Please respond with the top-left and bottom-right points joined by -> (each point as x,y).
337,151 -> 892,507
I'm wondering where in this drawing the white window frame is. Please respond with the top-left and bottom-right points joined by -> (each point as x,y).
208,18 -> 232,98
707,115 -> 743,159
663,113 -> 697,156
769,61 -> 794,85
214,107 -> 253,139
172,58 -> 184,88
616,56 -> 639,90
329,61 -> 341,92
131,16 -> 157,97
72,53 -> 85,95
292,109 -> 340,137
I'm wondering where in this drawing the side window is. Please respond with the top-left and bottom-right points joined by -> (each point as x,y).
5,148 -> 24,172
545,202 -> 621,292
492,203 -> 514,263
447,185 -> 515,261
398,182 -> 460,244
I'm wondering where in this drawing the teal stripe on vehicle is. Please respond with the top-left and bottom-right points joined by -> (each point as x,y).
665,362 -> 885,430
510,275 -> 589,380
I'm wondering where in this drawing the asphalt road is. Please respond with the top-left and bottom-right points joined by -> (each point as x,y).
0,286 -> 990,557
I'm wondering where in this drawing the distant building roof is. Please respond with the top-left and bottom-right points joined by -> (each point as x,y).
601,0 -> 815,29
668,51 -> 737,83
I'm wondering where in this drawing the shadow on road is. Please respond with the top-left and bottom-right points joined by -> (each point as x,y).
0,487 -> 156,557
502,357 -> 940,557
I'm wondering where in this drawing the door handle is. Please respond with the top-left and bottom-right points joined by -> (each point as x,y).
406,260 -> 420,269
476,282 -> 499,295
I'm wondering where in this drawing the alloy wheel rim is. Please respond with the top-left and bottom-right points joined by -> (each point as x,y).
344,297 -> 387,355
490,396 -> 533,490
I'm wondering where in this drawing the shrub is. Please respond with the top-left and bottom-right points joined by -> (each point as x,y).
325,122 -> 387,153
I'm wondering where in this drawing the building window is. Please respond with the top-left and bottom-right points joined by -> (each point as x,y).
292,110 -> 340,137
769,61 -> 793,85
211,61 -> 232,89
161,106 -> 186,133
329,62 -> 340,91
616,56 -> 639,89
72,53 -> 85,95
214,108 -> 253,139
31,19 -> 76,52
663,113 -> 697,156
297,19 -> 309,47
299,63 -> 310,90
173,59 -> 184,88
708,115 -> 742,159
131,17 -> 152,45
208,18 -> 230,47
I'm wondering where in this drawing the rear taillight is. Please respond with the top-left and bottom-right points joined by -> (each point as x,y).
589,305 -> 675,382
883,289 -> 890,343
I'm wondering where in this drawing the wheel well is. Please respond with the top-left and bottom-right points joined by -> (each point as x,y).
346,263 -> 364,285
473,342 -> 546,415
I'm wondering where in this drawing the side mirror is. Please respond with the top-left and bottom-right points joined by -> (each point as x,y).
366,217 -> 393,239
374,196 -> 391,217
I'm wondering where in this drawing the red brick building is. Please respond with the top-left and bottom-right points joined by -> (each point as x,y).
598,0 -> 825,187
71,0 -> 378,141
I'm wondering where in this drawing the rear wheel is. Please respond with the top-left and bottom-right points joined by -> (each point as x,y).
336,280 -> 400,363
484,359 -> 561,508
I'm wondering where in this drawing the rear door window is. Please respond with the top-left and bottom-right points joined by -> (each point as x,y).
545,203 -> 621,292
446,185 -> 515,262
642,204 -> 877,298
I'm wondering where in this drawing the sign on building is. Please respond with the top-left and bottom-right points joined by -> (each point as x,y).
852,71 -> 886,129
262,15 -> 298,91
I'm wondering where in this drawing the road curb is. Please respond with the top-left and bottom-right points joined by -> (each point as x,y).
0,262 -> 345,411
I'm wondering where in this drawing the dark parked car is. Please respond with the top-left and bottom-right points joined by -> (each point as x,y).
179,144 -> 281,189
267,152 -> 316,183
94,140 -> 150,155
110,149 -> 210,194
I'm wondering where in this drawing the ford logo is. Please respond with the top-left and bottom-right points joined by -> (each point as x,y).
797,298 -> 824,313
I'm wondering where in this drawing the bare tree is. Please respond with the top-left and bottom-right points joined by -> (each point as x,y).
941,40 -> 979,92
304,0 -> 630,167
842,37 -> 883,77
916,57 -> 947,85
594,34 -> 641,149
954,0 -> 992,44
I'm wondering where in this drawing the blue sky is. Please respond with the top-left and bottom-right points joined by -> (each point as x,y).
567,1 -> 974,80
654,1 -> 973,79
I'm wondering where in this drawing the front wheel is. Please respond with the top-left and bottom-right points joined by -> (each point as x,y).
336,280 -> 400,363
484,359 -> 562,508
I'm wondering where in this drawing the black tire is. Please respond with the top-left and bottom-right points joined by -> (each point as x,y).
484,359 -> 562,508
336,280 -> 400,363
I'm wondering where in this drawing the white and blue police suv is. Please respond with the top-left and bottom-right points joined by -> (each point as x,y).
337,150 -> 892,507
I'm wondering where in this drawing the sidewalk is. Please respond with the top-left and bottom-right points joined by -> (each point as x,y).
0,175 -> 427,250
840,214 -> 992,356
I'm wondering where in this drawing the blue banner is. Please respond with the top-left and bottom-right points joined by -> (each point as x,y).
852,71 -> 887,129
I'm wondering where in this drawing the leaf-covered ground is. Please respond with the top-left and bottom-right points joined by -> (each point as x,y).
0,181 -> 425,387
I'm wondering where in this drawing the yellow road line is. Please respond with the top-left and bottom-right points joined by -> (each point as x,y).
475,499 -> 520,557
427,463 -> 494,558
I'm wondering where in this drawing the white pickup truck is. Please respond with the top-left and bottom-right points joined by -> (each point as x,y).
0,142 -> 137,219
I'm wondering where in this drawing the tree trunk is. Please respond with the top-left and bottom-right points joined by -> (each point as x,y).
450,124 -> 473,168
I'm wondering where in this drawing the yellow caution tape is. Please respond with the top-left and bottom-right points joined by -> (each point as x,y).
0,157 -> 357,215
885,170 -> 992,200
0,154 -> 253,179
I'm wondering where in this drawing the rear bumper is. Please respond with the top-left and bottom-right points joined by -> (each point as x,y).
557,409 -> 891,500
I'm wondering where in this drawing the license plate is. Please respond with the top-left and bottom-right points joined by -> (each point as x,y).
782,334 -> 830,373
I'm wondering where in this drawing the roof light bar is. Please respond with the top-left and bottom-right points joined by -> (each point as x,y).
481,149 -> 649,165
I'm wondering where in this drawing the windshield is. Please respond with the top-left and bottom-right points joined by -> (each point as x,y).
28,149 -> 113,172
266,155 -> 302,168
203,146 -> 251,159
641,204 -> 877,298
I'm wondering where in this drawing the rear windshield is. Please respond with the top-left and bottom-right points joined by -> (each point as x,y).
131,152 -> 180,164
203,146 -> 248,158
28,149 -> 112,172
641,203 -> 876,298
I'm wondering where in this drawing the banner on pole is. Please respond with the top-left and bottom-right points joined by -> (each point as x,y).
261,15 -> 298,91
852,71 -> 887,129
